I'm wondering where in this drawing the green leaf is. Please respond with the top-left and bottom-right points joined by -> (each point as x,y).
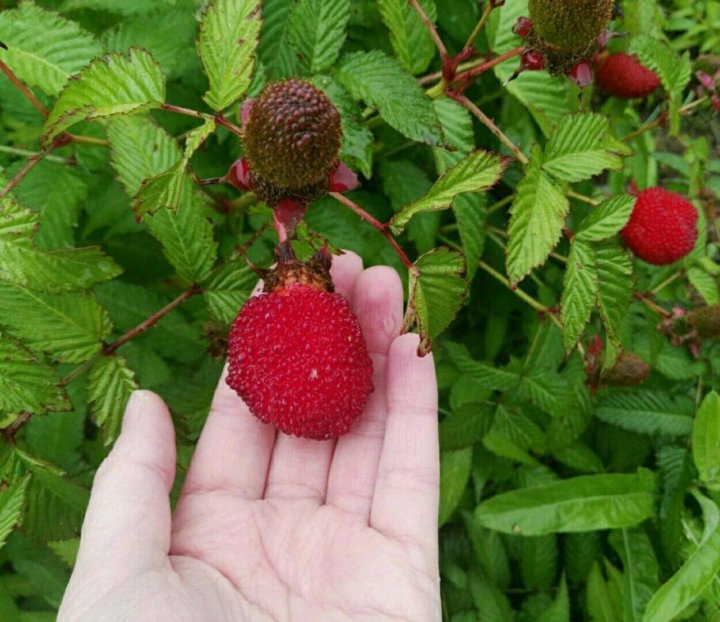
0,337 -> 69,414
542,114 -> 624,182
561,240 -> 597,351
587,562 -> 622,622
538,576 -> 570,622
595,390 -> 695,437
0,283 -> 111,363
203,261 -> 257,324
444,342 -> 520,392
0,2 -> 102,96
642,521 -> 720,622
506,146 -> 569,285
0,475 -> 30,550
408,248 -> 467,352
390,150 -> 505,234
335,50 -> 442,145
432,98 -> 474,174
43,48 -> 165,146
439,447 -> 473,526
595,244 -> 634,348
378,0 -> 437,75
687,266 -> 720,305
288,0 -> 350,74
609,528 -> 659,622
576,195 -> 635,243
197,0 -> 262,111
453,193 -> 486,282
693,391 -> 720,483
475,470 -> 657,535
257,0 -> 297,79
59,0 -> 174,15
87,355 -> 138,445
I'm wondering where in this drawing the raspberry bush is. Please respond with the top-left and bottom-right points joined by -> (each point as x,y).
0,0 -> 719,619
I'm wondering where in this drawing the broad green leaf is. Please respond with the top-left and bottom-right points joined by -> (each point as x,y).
433,98 -> 474,173
0,2 -> 102,96
197,0 -> 262,111
610,528 -> 659,622
0,283 -> 111,363
642,521 -> 720,622
257,0 -> 297,79
439,448 -> 473,526
87,355 -> 138,445
538,576 -> 569,622
561,240 -> 597,351
288,0 -> 350,74
595,391 -> 694,437
0,475 -> 30,550
390,151 -> 504,234
521,535 -> 558,591
595,244 -> 634,349
483,405 -> 544,466
43,48 -> 166,145
408,248 -> 467,352
203,261 -> 257,324
0,337 -> 69,414
693,391 -> 720,483
587,562 -> 622,622
470,577 -> 514,622
657,446 -> 693,568
378,0 -> 437,75
576,195 -> 635,242
506,146 -> 569,284
452,193 -> 486,282
443,342 -> 520,392
336,51 -> 442,145
542,114 -> 624,182
475,470 -> 657,535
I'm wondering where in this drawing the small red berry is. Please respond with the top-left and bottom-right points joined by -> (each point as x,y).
595,53 -> 660,98
621,187 -> 698,265
522,50 -> 546,71
514,17 -> 534,39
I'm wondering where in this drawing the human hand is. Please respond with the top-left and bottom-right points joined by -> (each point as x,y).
58,252 -> 440,622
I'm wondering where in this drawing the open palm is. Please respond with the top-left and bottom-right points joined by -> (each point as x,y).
59,253 -> 440,622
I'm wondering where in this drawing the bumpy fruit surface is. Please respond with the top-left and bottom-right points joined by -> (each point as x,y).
621,187 -> 698,265
603,352 -> 650,387
528,0 -> 613,51
226,262 -> 373,440
688,305 -> 720,340
243,79 -> 342,197
596,53 -> 660,98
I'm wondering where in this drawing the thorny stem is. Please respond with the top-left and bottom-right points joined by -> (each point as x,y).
0,59 -> 48,117
330,191 -> 414,270
463,1 -> 496,51
634,291 -> 672,318
621,97 -> 709,143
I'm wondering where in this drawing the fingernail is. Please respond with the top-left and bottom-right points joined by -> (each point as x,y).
122,390 -> 150,433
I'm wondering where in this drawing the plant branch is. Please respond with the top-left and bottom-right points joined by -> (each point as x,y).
1,411 -> 32,444
408,0 -> 448,63
67,133 -> 109,147
621,97 -> 708,143
160,103 -> 242,137
0,59 -> 48,117
0,145 -> 72,164
463,1 -> 496,51
0,139 -> 66,199
649,271 -> 683,296
566,190 -> 600,206
330,191 -> 413,269
634,291 -> 672,318
453,46 -> 524,86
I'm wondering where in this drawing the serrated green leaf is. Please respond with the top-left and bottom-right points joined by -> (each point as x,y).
197,0 -> 262,111
0,337 -> 69,414
610,528 -> 659,622
506,146 -> 569,284
452,193 -> 485,282
561,240 -> 597,350
390,150 -> 504,234
0,2 -> 102,96
576,195 -> 635,242
475,470 -> 657,535
0,475 -> 30,550
538,576 -> 569,622
408,248 -> 467,352
687,266 -> 720,305
0,283 -> 111,363
543,114 -> 624,182
288,0 -> 350,74
203,260 -> 256,324
595,244 -> 634,348
43,48 -> 165,146
595,390 -> 695,437
257,0 -> 297,79
587,562 -> 620,622
693,391 -> 720,483
444,342 -> 520,392
335,50 -> 442,145
378,0 -> 437,75
87,355 -> 138,445
60,0 -> 174,15
439,447 -> 472,526
432,98 -> 474,174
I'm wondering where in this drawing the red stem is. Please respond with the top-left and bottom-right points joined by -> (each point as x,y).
0,59 -> 48,117
160,103 -> 243,137
408,0 -> 449,64
453,46 -> 525,85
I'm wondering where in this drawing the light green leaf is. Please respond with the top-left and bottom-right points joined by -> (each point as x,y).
87,355 -> 138,445
288,0 -> 349,74
444,342 -> 520,392
542,114 -> 624,182
595,244 -> 634,348
576,195 -> 635,242
609,528 -> 659,622
203,261 -> 257,324
687,266 -> 720,305
0,2 -> 102,95
475,470 -> 657,535
257,0 -> 297,79
561,240 -> 597,351
587,562 -> 620,622
595,390 -> 694,437
432,98 -> 474,174
197,0 -> 262,111
378,0 -> 437,75
439,447 -> 473,526
336,50 -> 442,145
0,475 -> 30,550
693,392 -> 720,483
408,248 -> 467,352
453,193 -> 486,282
390,151 -> 504,234
43,48 -> 165,145
0,283 -> 111,363
538,576 -> 570,622
506,146 -> 569,285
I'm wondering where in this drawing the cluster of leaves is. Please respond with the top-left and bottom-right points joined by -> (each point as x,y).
0,0 -> 718,620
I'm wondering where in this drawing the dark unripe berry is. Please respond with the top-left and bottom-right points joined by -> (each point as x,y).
528,0 -> 613,52
602,352 -> 650,387
688,305 -> 720,340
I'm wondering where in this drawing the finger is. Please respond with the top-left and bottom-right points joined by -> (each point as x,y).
264,251 -> 364,501
325,266 -> 403,518
371,334 -> 439,555
60,391 -> 175,615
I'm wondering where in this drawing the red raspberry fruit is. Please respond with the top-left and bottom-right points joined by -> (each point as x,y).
226,260 -> 373,440
621,187 -> 698,265
596,53 -> 660,98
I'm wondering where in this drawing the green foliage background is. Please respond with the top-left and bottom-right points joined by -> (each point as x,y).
0,0 -> 719,619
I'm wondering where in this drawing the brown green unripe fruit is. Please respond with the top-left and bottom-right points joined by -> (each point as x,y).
602,352 -> 650,387
688,305 -> 720,339
528,0 -> 613,52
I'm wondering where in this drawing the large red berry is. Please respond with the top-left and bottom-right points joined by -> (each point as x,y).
596,53 -> 660,98
621,187 -> 698,265
226,271 -> 373,440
